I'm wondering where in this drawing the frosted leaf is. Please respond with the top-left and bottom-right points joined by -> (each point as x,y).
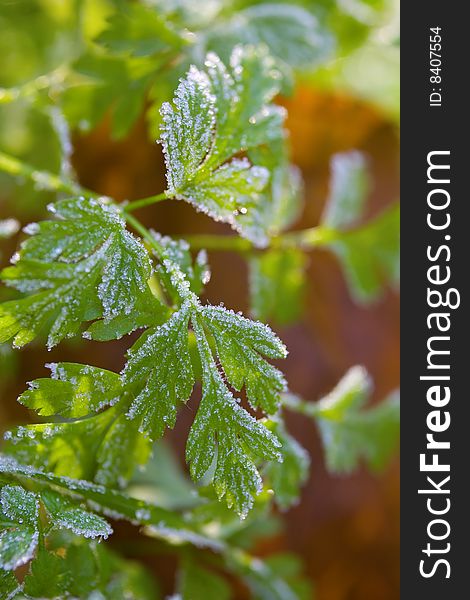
0,485 -> 39,570
160,47 -> 286,245
200,305 -> 287,413
41,490 -> 112,539
1,484 -> 38,526
160,66 -> 215,193
4,403 -> 151,490
179,159 -> 269,226
0,197 -> 161,348
19,362 -> 122,418
186,314 -> 281,518
123,303 -> 195,439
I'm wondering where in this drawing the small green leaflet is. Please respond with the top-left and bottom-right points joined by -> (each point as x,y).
22,549 -> 67,598
249,248 -> 307,325
123,303 -> 195,440
153,233 -> 210,301
19,362 -> 122,418
264,420 -> 310,510
0,197 -> 163,348
160,46 -> 286,245
0,485 -> 39,571
41,489 -> 112,539
201,305 -> 287,413
313,366 -> 400,474
6,363 -> 151,487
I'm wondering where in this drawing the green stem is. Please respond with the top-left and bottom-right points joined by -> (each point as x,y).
181,234 -> 253,253
0,68 -> 67,105
183,226 -> 338,254
123,211 -> 165,257
0,151 -> 89,197
282,393 -> 319,418
123,192 -> 169,212
0,150 -> 338,254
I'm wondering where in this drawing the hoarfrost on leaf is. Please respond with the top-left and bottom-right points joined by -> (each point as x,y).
0,197 -> 162,348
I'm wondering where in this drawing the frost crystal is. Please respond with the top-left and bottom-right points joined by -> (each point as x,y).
159,47 -> 285,246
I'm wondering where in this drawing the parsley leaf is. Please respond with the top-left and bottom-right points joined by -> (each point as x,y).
160,47 -> 286,245
298,366 -> 400,474
41,489 -> 112,540
188,313 -> 281,518
5,363 -> 151,488
0,197 -> 163,348
200,305 -> 287,413
123,302 -> 195,440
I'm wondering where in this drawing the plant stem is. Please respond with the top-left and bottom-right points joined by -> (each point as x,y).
0,150 -> 338,254
0,151 -> 90,197
181,234 -> 253,253
182,226 -> 337,254
123,192 -> 169,212
123,211 -> 165,257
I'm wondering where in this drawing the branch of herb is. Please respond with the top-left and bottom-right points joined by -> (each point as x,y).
0,151 -> 337,254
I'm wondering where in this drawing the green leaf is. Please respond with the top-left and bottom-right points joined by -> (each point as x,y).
97,2 -> 184,57
0,197 -> 162,348
314,366 -> 400,473
61,52 -> 156,139
6,365 -> 151,488
179,560 -> 230,600
5,406 -> 151,489
329,203 -> 400,303
187,314 -> 281,518
265,420 -> 310,510
23,549 -> 67,597
0,485 -> 39,571
0,455 -> 220,552
41,489 -> 112,539
249,248 -> 307,325
160,47 -> 285,246
19,362 -> 122,418
207,4 -> 335,70
200,305 -> 287,413
322,151 -> 369,231
123,302 -> 195,440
